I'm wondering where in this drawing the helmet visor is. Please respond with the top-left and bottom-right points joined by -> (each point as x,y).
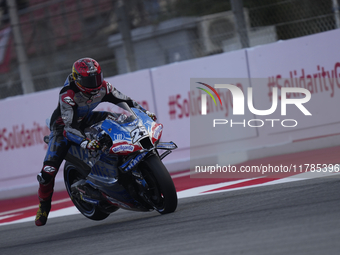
81,72 -> 103,88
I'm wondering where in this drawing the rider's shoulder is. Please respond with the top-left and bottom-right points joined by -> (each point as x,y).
60,74 -> 77,93
60,88 -> 76,106
63,74 -> 73,87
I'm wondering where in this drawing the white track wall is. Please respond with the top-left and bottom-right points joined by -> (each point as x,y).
1,29 -> 339,199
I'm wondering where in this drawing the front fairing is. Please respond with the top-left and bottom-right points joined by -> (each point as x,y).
98,108 -> 163,155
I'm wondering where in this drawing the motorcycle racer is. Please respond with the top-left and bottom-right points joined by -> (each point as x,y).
35,57 -> 156,226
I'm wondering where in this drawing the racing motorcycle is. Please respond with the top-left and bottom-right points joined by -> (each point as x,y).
45,102 -> 178,220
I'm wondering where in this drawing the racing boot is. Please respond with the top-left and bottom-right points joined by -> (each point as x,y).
35,166 -> 55,226
35,199 -> 51,226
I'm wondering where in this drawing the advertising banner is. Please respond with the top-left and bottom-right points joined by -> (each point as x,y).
0,89 -> 60,198
247,29 -> 340,142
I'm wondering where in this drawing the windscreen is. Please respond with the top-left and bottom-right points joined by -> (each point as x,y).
111,102 -> 137,124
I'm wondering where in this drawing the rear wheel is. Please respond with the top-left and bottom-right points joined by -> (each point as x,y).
140,154 -> 177,214
64,162 -> 110,221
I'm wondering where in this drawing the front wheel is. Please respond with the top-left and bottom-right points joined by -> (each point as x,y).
64,162 -> 110,221
140,154 -> 178,214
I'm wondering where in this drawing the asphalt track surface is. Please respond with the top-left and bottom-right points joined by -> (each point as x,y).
1,176 -> 340,255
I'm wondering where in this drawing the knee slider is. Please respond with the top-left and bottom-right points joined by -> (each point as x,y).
37,166 -> 56,184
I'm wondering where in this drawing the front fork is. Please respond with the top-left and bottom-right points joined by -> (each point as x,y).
129,153 -> 162,210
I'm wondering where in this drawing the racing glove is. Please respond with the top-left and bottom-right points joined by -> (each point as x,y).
146,111 -> 157,121
80,138 -> 100,150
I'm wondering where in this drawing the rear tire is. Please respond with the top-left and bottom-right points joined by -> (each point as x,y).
141,154 -> 177,214
64,162 -> 110,221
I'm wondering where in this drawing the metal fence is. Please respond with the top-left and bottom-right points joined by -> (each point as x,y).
0,0 -> 338,99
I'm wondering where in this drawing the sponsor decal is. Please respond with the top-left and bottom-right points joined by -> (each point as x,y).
109,142 -> 142,155
43,166 -> 56,173
124,151 -> 148,171
111,144 -> 134,153
156,142 -> 177,150
153,124 -> 163,140
63,96 -> 75,106
87,67 -> 97,73
114,134 -> 124,140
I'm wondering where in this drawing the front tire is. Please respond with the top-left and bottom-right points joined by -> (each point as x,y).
64,162 -> 110,221
141,154 -> 177,214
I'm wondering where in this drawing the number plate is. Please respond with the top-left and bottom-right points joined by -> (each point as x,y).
130,126 -> 148,144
